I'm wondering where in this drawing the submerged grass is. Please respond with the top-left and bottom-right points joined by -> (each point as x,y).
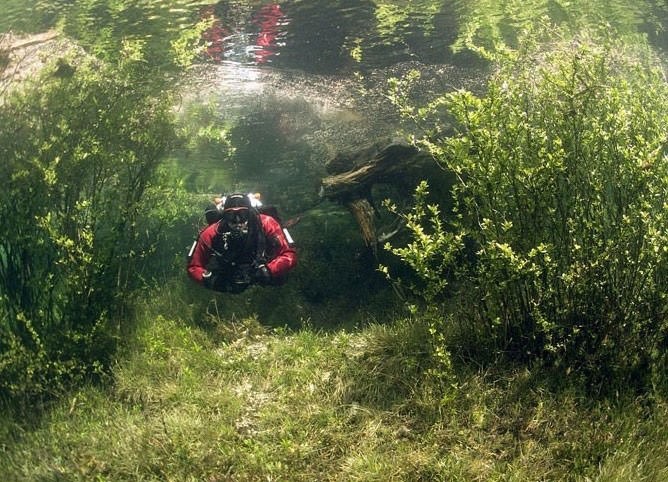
1,312 -> 667,481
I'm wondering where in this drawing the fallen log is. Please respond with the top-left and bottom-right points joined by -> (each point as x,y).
320,138 -> 433,250
321,139 -> 426,200
4,30 -> 59,52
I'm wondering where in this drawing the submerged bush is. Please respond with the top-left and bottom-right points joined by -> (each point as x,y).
387,30 -> 668,384
0,49 -> 176,404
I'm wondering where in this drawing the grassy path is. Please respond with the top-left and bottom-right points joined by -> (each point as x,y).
2,315 -> 667,481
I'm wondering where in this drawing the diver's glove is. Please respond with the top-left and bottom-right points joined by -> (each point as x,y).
202,270 -> 216,289
253,264 -> 271,285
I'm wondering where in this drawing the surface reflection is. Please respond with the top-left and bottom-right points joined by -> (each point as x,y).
200,2 -> 289,65
2,1 -> 666,74
252,4 -> 288,64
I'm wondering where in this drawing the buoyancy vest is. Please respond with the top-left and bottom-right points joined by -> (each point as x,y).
209,208 -> 266,266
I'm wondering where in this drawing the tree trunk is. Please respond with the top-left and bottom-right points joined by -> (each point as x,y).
320,139 -> 432,250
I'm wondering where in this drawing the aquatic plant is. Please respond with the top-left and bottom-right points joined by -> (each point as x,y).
387,28 -> 668,387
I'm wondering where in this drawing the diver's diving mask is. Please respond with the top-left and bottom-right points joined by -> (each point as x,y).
223,207 -> 249,234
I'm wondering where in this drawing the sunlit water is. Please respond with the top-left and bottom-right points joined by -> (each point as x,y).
3,1 -> 667,196
5,1 -> 665,69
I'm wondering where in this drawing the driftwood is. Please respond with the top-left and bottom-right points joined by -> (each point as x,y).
1,30 -> 63,98
320,139 -> 433,251
321,140 -> 424,199
3,31 -> 58,52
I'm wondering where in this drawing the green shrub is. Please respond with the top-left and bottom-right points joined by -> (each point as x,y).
387,29 -> 668,384
0,49 -> 176,404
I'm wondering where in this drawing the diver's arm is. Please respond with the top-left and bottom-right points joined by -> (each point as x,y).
261,215 -> 297,278
187,225 -> 215,284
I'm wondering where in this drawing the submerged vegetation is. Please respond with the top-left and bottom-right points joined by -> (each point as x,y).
1,1 -> 667,480
386,27 -> 668,391
3,312 -> 668,481
0,43 -> 178,402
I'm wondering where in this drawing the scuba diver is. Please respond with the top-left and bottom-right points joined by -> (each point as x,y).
187,193 -> 297,293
